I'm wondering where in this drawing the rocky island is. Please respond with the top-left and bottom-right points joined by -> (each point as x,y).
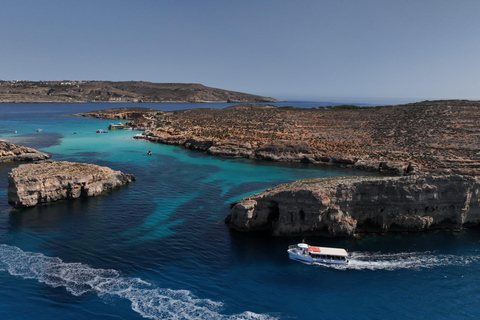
0,141 -> 51,162
0,80 -> 281,103
8,161 -> 136,208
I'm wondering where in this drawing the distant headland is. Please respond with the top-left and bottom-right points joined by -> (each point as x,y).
0,80 -> 281,103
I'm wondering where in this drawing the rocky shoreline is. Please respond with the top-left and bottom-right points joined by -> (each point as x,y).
128,100 -> 480,176
126,100 -> 480,236
0,141 -> 51,162
8,161 -> 136,208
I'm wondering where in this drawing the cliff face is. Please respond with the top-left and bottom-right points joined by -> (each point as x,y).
8,161 -> 136,208
227,175 -> 480,236
0,141 -> 51,162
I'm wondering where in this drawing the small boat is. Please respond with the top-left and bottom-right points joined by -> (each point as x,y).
37,129 -> 42,132
108,123 -> 126,130
287,243 -> 348,265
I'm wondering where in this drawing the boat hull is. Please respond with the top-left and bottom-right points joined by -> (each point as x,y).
287,249 -> 348,265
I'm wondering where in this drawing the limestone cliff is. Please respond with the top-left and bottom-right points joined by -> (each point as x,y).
227,175 -> 480,236
8,161 -> 136,208
0,141 -> 51,162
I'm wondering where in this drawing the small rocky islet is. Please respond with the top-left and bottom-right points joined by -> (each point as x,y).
1,141 -> 136,208
7,161 -> 136,208
0,141 -> 51,162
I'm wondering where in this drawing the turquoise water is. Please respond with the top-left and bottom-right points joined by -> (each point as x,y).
0,103 -> 479,320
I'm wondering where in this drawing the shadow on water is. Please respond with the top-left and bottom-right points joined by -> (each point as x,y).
2,132 -> 63,150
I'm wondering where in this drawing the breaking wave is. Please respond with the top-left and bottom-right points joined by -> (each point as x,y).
321,251 -> 480,271
0,245 -> 276,320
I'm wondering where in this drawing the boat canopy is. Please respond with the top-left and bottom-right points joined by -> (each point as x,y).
296,243 -> 347,257
308,246 -> 348,257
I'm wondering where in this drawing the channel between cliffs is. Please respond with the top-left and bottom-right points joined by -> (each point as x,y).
226,175 -> 480,237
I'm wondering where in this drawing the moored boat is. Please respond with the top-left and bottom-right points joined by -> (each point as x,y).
108,123 -> 127,130
288,243 -> 349,265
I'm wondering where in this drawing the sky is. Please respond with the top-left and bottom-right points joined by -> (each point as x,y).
1,0 -> 479,103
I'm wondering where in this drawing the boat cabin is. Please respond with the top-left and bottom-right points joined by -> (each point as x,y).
288,243 -> 349,264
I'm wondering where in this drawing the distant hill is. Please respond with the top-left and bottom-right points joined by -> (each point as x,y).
0,80 -> 282,103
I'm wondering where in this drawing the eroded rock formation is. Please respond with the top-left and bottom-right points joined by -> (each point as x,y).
227,175 -> 480,236
0,141 -> 51,162
8,161 -> 136,208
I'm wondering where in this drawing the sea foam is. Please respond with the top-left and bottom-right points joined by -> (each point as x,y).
321,251 -> 480,271
0,245 -> 276,320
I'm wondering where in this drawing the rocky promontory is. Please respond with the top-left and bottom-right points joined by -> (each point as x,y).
227,175 -> 480,236
8,161 -> 136,208
0,141 -> 51,162
73,107 -> 158,120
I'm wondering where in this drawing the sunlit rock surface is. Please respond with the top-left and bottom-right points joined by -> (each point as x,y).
8,161 -> 136,208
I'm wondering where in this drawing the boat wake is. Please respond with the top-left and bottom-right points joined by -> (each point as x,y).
320,251 -> 480,271
0,245 -> 276,320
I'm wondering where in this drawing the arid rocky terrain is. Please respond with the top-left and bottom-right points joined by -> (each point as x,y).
0,141 -> 51,162
127,100 -> 480,176
0,80 -> 280,103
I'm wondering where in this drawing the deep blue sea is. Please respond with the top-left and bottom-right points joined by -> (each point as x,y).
0,102 -> 479,320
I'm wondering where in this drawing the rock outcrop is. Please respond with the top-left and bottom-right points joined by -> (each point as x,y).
227,175 -> 480,236
8,161 -> 136,208
0,141 -> 51,162
73,107 -> 158,120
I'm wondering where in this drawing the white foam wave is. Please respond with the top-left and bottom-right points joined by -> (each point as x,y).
0,245 -> 276,320
319,251 -> 480,271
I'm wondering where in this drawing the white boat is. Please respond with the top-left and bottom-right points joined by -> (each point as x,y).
288,243 -> 349,265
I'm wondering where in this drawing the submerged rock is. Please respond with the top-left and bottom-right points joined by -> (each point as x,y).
0,141 -> 50,162
8,161 -> 136,208
227,175 -> 480,237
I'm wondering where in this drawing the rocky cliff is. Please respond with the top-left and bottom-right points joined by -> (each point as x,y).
8,161 -> 136,208
0,141 -> 51,162
227,175 -> 480,236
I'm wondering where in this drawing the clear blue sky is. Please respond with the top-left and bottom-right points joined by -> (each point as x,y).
1,0 -> 479,103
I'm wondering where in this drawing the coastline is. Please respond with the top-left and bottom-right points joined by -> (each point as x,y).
122,100 -> 480,236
